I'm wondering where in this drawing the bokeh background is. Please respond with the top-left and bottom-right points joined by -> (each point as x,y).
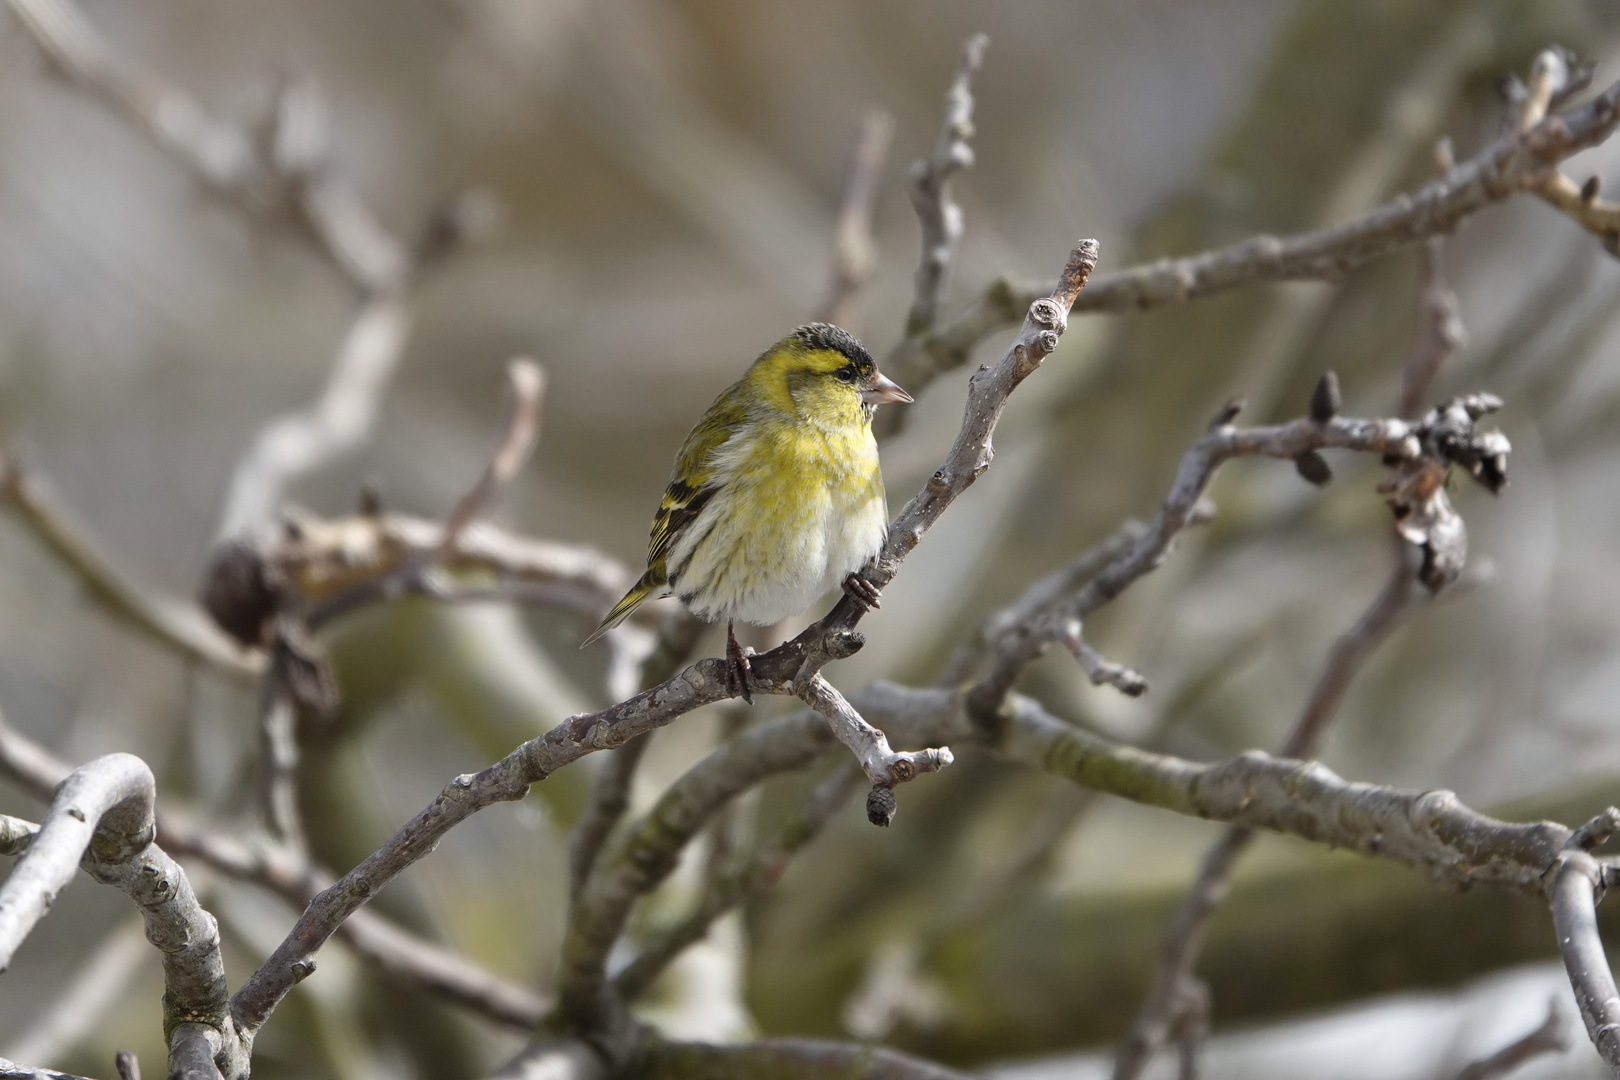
3,1 -> 1620,1077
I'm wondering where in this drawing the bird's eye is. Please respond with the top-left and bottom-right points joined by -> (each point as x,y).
834,366 -> 857,384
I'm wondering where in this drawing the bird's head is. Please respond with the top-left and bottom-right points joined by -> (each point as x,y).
747,323 -> 913,425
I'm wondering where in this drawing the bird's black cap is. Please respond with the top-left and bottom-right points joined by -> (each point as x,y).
793,323 -> 876,374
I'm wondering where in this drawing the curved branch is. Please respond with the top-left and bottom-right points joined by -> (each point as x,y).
0,754 -> 244,1078
0,753 -> 154,967
1549,847 -> 1620,1072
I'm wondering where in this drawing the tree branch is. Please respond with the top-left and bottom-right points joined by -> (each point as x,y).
905,33 -> 988,337
0,754 -> 245,1078
1549,843 -> 1620,1073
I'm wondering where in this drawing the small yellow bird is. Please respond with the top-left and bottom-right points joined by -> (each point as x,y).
582,323 -> 912,700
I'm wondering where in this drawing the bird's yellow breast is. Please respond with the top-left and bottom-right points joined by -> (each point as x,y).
666,412 -> 887,625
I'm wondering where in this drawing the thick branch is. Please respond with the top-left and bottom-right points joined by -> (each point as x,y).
1549,847 -> 1620,1073
0,754 -> 155,967
0,709 -> 547,1032
0,754 -> 244,1077
989,694 -> 1567,891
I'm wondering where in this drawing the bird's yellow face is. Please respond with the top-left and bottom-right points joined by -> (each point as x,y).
745,324 -> 912,429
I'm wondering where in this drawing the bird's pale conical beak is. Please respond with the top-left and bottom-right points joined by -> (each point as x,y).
860,372 -> 914,405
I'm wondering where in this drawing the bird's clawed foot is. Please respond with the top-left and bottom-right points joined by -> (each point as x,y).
725,621 -> 754,705
842,572 -> 883,611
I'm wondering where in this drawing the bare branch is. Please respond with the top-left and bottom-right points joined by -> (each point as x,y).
147,809 -> 552,1029
987,693 -> 1567,891
231,240 -> 1102,1041
905,33 -> 989,337
0,754 -> 156,967
889,67 -> 1620,394
114,1050 -> 140,1080
0,707 -> 547,1033
0,457 -> 257,677
796,675 -> 952,790
1,0 -> 472,542
1453,997 -> 1570,1080
819,111 -> 894,328
167,1024 -> 224,1080
1061,620 -> 1148,697
437,359 -> 546,561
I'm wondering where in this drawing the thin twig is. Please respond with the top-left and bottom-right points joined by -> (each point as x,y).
819,111 -> 894,329
905,33 -> 989,337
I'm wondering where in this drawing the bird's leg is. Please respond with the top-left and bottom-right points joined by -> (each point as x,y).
725,621 -> 754,705
842,572 -> 883,611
